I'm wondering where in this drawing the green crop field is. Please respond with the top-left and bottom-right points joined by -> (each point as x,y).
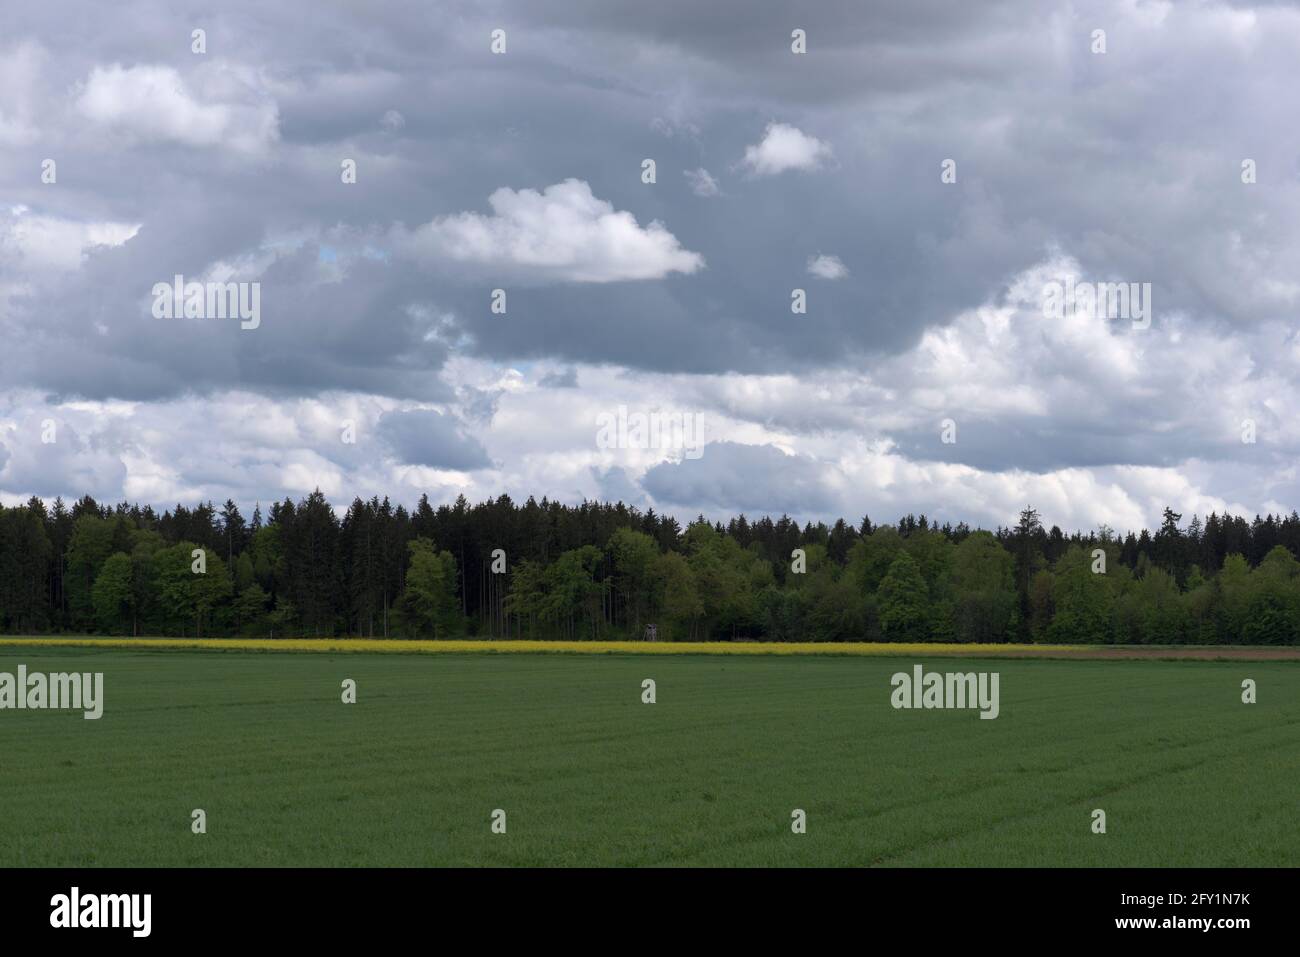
0,646 -> 1296,867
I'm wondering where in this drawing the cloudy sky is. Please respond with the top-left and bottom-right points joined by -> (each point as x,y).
2,0 -> 1300,533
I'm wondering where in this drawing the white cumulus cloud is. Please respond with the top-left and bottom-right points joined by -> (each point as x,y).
395,178 -> 705,282
742,123 -> 832,176
74,62 -> 279,153
807,253 -> 848,280
1,205 -> 140,271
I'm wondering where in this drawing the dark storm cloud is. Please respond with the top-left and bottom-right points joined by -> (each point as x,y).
591,465 -> 647,507
376,408 -> 491,470
6,0 -> 1298,397
539,368 -> 578,388
886,416 -> 1269,474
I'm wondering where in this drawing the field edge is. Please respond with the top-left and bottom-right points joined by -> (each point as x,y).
1,637 -> 1298,660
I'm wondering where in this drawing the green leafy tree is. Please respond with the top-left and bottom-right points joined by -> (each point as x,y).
250,524 -> 283,591
1132,567 -> 1188,644
1027,569 -> 1055,641
396,538 -> 460,638
128,529 -> 164,631
1215,554 -> 1254,644
652,550 -> 702,640
805,572 -> 870,642
903,530 -> 955,593
951,531 -> 1018,642
609,528 -> 659,635
1181,565 -> 1218,643
154,543 -> 233,637
543,546 -> 605,639
234,551 -> 255,592
92,552 -> 136,634
1047,545 -> 1115,644
267,596 -> 298,638
233,584 -> 270,635
66,515 -> 117,630
847,526 -> 904,595
759,583 -> 809,642
684,521 -> 768,640
1243,546 -> 1300,645
505,559 -> 548,638
877,552 -> 930,642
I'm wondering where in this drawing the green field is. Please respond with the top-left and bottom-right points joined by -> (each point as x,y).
1,646 -> 1296,866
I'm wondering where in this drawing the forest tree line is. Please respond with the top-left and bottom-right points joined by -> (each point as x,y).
2,491 -> 1300,644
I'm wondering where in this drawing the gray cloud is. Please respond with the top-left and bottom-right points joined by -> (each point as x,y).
1,1 -> 1298,526
642,442 -> 838,515
376,409 -> 491,471
538,368 -> 578,388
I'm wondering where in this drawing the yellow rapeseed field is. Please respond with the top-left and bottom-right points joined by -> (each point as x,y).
0,637 -> 1085,656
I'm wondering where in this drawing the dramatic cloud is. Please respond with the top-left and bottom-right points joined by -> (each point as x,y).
0,0 -> 1298,533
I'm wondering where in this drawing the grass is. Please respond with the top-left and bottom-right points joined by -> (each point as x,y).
0,646 -> 1295,866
